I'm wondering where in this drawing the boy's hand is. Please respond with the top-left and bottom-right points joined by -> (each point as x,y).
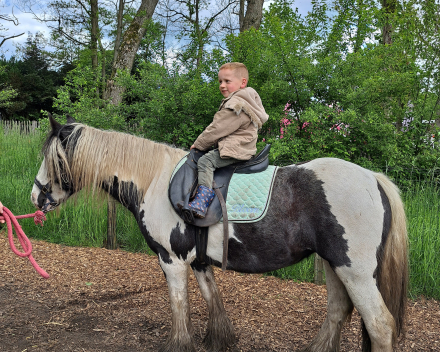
190,144 -> 195,150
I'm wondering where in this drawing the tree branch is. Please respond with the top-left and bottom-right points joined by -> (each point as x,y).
0,32 -> 25,47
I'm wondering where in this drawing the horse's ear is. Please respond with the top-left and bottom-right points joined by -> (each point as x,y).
49,113 -> 63,133
66,114 -> 76,124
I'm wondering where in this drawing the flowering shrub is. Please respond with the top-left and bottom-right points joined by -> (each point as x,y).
264,102 -> 399,169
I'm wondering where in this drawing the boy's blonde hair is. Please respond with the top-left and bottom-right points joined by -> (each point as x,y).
219,62 -> 249,82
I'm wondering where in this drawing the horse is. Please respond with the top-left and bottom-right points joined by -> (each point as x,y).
31,115 -> 408,352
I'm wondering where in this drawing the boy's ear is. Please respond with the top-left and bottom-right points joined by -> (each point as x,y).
240,77 -> 248,88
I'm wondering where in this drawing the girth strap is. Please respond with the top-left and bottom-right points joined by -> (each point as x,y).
213,181 -> 229,271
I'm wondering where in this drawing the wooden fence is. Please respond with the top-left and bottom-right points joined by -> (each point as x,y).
0,120 -> 40,134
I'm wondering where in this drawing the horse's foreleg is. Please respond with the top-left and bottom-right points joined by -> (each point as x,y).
191,261 -> 236,352
159,258 -> 195,352
301,260 -> 353,352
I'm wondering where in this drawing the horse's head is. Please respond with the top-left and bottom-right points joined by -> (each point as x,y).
31,114 -> 78,212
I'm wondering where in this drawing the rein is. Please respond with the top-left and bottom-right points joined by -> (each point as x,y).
0,207 -> 50,279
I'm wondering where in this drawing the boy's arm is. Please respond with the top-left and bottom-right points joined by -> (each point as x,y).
193,109 -> 245,151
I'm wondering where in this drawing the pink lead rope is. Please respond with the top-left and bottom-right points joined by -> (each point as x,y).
0,207 -> 50,279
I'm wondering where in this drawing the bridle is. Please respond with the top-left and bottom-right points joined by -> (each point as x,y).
34,178 -> 58,213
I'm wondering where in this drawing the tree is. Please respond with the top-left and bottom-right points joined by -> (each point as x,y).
104,0 -> 159,105
0,32 -> 65,120
0,66 -> 17,111
158,0 -> 236,71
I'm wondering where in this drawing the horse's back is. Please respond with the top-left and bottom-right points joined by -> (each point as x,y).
294,157 -> 386,258
296,157 -> 382,218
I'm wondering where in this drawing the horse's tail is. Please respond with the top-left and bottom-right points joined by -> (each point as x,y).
370,172 -> 409,346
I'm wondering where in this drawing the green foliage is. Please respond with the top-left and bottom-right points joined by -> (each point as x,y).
0,66 -> 18,108
0,32 -> 66,120
403,181 -> 440,299
222,0 -> 440,179
267,105 -> 398,167
121,61 -> 220,147
53,64 -> 125,130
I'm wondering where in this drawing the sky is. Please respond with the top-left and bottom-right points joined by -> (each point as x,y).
0,0 -> 315,58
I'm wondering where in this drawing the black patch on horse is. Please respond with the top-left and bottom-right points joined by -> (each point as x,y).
373,181 -> 392,281
138,210 -> 173,265
170,223 -> 196,261
104,177 -> 141,215
102,178 -> 173,265
226,166 -> 350,273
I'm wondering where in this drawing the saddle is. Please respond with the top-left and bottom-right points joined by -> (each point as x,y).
169,144 -> 271,227
168,145 -> 271,270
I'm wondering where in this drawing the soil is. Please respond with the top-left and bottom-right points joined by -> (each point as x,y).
0,235 -> 439,352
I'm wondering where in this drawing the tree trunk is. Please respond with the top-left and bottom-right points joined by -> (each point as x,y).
381,0 -> 397,45
113,0 -> 125,66
239,0 -> 245,32
90,0 -> 99,69
240,0 -> 264,32
104,0 -> 159,105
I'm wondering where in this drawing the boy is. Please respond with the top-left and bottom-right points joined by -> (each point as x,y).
188,62 -> 269,218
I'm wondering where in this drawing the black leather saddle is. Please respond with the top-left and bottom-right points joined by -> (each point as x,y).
168,144 -> 271,227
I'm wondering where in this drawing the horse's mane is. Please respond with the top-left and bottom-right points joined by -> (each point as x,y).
43,123 -> 187,203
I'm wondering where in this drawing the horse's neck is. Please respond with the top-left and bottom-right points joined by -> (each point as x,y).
94,142 -> 186,215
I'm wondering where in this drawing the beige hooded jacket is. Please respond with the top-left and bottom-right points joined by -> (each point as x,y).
193,87 -> 269,160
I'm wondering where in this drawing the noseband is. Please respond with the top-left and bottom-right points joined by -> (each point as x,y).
34,178 -> 58,212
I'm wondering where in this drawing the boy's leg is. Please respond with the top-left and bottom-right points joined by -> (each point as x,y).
197,149 -> 239,188
187,149 -> 239,219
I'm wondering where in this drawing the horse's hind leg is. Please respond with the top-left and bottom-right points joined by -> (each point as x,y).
159,257 -> 195,352
301,260 -> 353,352
191,261 -> 236,352
334,265 -> 396,352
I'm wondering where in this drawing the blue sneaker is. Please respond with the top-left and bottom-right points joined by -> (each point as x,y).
188,185 -> 216,218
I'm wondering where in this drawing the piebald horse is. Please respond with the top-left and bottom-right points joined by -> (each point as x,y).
31,116 -> 408,352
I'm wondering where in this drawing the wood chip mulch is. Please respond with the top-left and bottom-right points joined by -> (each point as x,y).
0,234 -> 439,351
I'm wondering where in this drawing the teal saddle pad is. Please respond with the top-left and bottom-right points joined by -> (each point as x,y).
222,165 -> 278,223
169,155 -> 278,224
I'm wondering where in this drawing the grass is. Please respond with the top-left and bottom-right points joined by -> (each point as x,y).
1,124 -> 440,299
403,182 -> 440,299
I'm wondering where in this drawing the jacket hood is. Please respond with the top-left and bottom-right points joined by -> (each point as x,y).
221,87 -> 269,129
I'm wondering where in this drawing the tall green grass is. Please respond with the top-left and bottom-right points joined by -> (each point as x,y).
1,125 -> 440,299
403,182 -> 440,299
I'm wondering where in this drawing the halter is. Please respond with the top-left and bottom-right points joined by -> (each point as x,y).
34,178 -> 58,212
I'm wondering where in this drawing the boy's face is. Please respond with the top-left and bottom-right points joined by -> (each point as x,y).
218,69 -> 247,98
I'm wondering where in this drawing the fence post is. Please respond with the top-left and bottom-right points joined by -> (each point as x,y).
314,254 -> 324,285
106,195 -> 117,249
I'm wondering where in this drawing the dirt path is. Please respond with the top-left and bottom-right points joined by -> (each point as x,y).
0,235 -> 439,351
